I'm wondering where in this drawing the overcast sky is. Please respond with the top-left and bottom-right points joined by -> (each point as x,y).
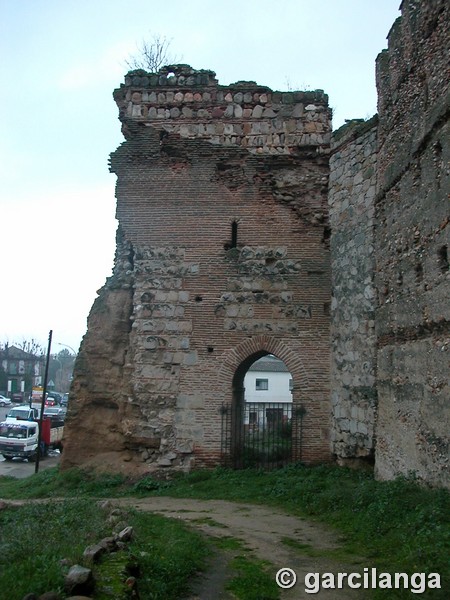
1,0 -> 400,354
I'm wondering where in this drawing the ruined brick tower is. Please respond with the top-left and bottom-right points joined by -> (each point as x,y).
62,0 -> 449,487
61,68 -> 332,474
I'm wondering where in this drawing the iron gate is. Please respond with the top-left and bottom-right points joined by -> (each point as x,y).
220,402 -> 306,469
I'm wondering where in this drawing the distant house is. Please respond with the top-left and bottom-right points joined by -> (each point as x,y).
243,355 -> 292,428
244,355 -> 293,403
0,346 -> 43,400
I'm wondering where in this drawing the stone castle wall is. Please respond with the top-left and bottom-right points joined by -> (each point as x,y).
374,0 -> 449,487
328,118 -> 378,464
328,0 -> 449,487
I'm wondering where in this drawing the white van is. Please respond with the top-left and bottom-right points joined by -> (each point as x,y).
5,405 -> 40,422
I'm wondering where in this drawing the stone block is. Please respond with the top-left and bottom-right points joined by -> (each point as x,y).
176,439 -> 194,453
177,394 -> 204,409
183,351 -> 198,366
252,105 -> 263,118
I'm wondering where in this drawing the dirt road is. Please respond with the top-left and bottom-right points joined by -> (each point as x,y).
118,497 -> 367,599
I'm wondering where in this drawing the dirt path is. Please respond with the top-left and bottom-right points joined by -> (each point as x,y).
117,497 -> 368,599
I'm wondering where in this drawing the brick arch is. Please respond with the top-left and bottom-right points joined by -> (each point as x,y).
218,334 -> 309,394
217,335 -> 315,467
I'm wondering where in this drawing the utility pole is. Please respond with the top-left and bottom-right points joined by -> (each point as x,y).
35,330 -> 52,474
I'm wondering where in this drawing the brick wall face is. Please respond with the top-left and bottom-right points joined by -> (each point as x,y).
61,68 -> 332,473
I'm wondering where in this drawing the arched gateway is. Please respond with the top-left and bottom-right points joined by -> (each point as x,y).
61,66 -> 332,474
218,336 -> 317,469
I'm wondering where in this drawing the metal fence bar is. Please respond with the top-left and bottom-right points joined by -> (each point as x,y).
221,401 -> 301,469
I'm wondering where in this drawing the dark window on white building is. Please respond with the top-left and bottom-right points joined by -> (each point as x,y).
255,378 -> 268,391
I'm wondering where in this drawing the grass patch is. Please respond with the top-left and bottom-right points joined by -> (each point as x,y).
129,510 -> 208,599
0,499 -> 110,598
213,535 -> 246,551
0,499 -> 208,600
227,554 -> 280,600
0,466 -> 129,499
281,536 -> 363,563
209,536 -> 279,600
191,516 -> 229,528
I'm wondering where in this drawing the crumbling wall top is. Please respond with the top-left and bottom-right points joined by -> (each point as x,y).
122,64 -> 219,88
113,64 -> 331,155
116,64 -> 328,99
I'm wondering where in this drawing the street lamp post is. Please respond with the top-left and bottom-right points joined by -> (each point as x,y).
56,343 -> 77,393
52,357 -> 63,391
57,342 -> 77,355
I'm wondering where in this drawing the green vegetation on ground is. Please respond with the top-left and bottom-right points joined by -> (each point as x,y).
0,499 -> 207,600
226,554 -> 279,600
0,463 -> 449,599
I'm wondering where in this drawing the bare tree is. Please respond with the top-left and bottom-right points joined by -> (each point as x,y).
125,33 -> 181,72
17,339 -> 45,356
0,339 -> 44,356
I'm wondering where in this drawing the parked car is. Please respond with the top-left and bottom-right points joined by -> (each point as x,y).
43,406 -> 66,423
5,405 -> 40,421
47,392 -> 63,404
0,395 -> 12,407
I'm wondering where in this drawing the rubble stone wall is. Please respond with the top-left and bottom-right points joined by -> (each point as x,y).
117,66 -> 330,155
327,0 -> 449,487
374,0 -> 449,487
328,118 -> 378,464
